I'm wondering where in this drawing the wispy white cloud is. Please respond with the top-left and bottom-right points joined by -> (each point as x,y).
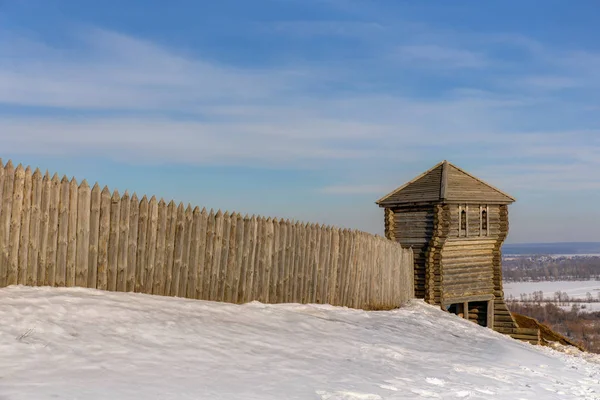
395,45 -> 487,68
320,184 -> 391,195
269,20 -> 385,37
520,75 -> 581,90
1,25 -> 599,197
0,28 -> 306,110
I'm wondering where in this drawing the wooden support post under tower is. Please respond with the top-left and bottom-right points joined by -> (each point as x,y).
463,302 -> 469,320
487,299 -> 494,328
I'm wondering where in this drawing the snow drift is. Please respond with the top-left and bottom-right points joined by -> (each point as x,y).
1,286 -> 599,399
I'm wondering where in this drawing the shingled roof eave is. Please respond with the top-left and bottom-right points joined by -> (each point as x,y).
375,160 -> 516,207
375,160 -> 445,206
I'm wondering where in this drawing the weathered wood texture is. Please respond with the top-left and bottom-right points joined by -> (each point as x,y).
424,203 -> 450,305
443,164 -> 514,203
441,238 -> 496,302
378,163 -> 443,206
0,160 -> 413,310
377,161 -> 514,207
390,205 -> 435,299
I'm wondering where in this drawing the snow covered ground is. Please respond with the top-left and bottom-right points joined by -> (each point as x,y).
2,286 -> 600,400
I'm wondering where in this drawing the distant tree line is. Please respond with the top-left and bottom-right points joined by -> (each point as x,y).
502,256 -> 600,282
506,290 -> 600,305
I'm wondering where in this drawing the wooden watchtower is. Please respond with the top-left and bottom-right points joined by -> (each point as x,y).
376,161 -> 520,335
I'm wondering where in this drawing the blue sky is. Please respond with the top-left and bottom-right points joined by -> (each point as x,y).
1,0 -> 599,243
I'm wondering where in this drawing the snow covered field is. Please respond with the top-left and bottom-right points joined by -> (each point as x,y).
503,281 -> 600,299
2,286 -> 600,399
504,280 -> 600,299
504,280 -> 600,311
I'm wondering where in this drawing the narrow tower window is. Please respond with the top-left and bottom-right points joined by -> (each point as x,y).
460,209 -> 467,231
481,209 -> 488,232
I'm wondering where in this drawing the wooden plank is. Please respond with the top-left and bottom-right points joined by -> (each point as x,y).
170,203 -> 186,297
55,175 -> 70,287
283,220 -> 295,303
237,214 -> 251,303
179,204 -> 193,298
351,233 -> 364,308
242,215 -> 257,303
276,220 -> 287,303
116,191 -> 130,292
392,242 -> 400,306
45,174 -> 60,287
210,210 -> 224,301
317,226 -> 330,304
201,209 -> 215,300
487,299 -> 494,328
308,223 -> 319,304
393,245 -> 400,305
65,177 -> 78,287
287,222 -> 297,303
0,160 -> 13,287
328,228 -> 340,305
37,171 -> 51,285
263,218 -> 279,303
224,212 -> 239,303
88,184 -> 101,289
442,260 -> 494,269
290,222 -> 302,303
373,237 -> 382,308
7,164 -> 25,286
96,187 -> 111,291
193,208 -> 208,300
277,219 -> 286,303
75,180 -> 91,287
260,217 -> 272,303
250,216 -> 262,301
267,218 -> 278,303
355,233 -> 366,309
186,206 -> 201,299
283,220 -> 298,303
152,199 -> 167,296
314,225 -> 325,304
366,237 -> 376,309
393,242 -> 401,305
337,229 -> 349,306
18,166 -> 32,285
343,231 -> 357,307
393,242 -> 402,306
325,227 -> 335,305
252,216 -> 264,302
231,213 -> 245,303
135,195 -> 148,293
218,211 -> 231,301
127,193 -> 139,292
144,196 -> 158,294
347,231 -> 359,308
163,200 -> 177,296
300,223 -> 312,304
301,222 -> 312,303
107,190 -> 121,292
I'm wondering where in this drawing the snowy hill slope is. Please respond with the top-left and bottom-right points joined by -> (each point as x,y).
1,286 -> 599,400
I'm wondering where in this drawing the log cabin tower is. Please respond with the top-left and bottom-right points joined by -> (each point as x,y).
376,160 -> 519,334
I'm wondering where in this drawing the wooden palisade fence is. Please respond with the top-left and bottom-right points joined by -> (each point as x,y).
0,160 -> 413,310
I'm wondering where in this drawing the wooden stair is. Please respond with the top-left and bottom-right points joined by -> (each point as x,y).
492,298 -> 540,345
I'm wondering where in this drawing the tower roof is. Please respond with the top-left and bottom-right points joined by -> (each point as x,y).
376,161 -> 515,206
